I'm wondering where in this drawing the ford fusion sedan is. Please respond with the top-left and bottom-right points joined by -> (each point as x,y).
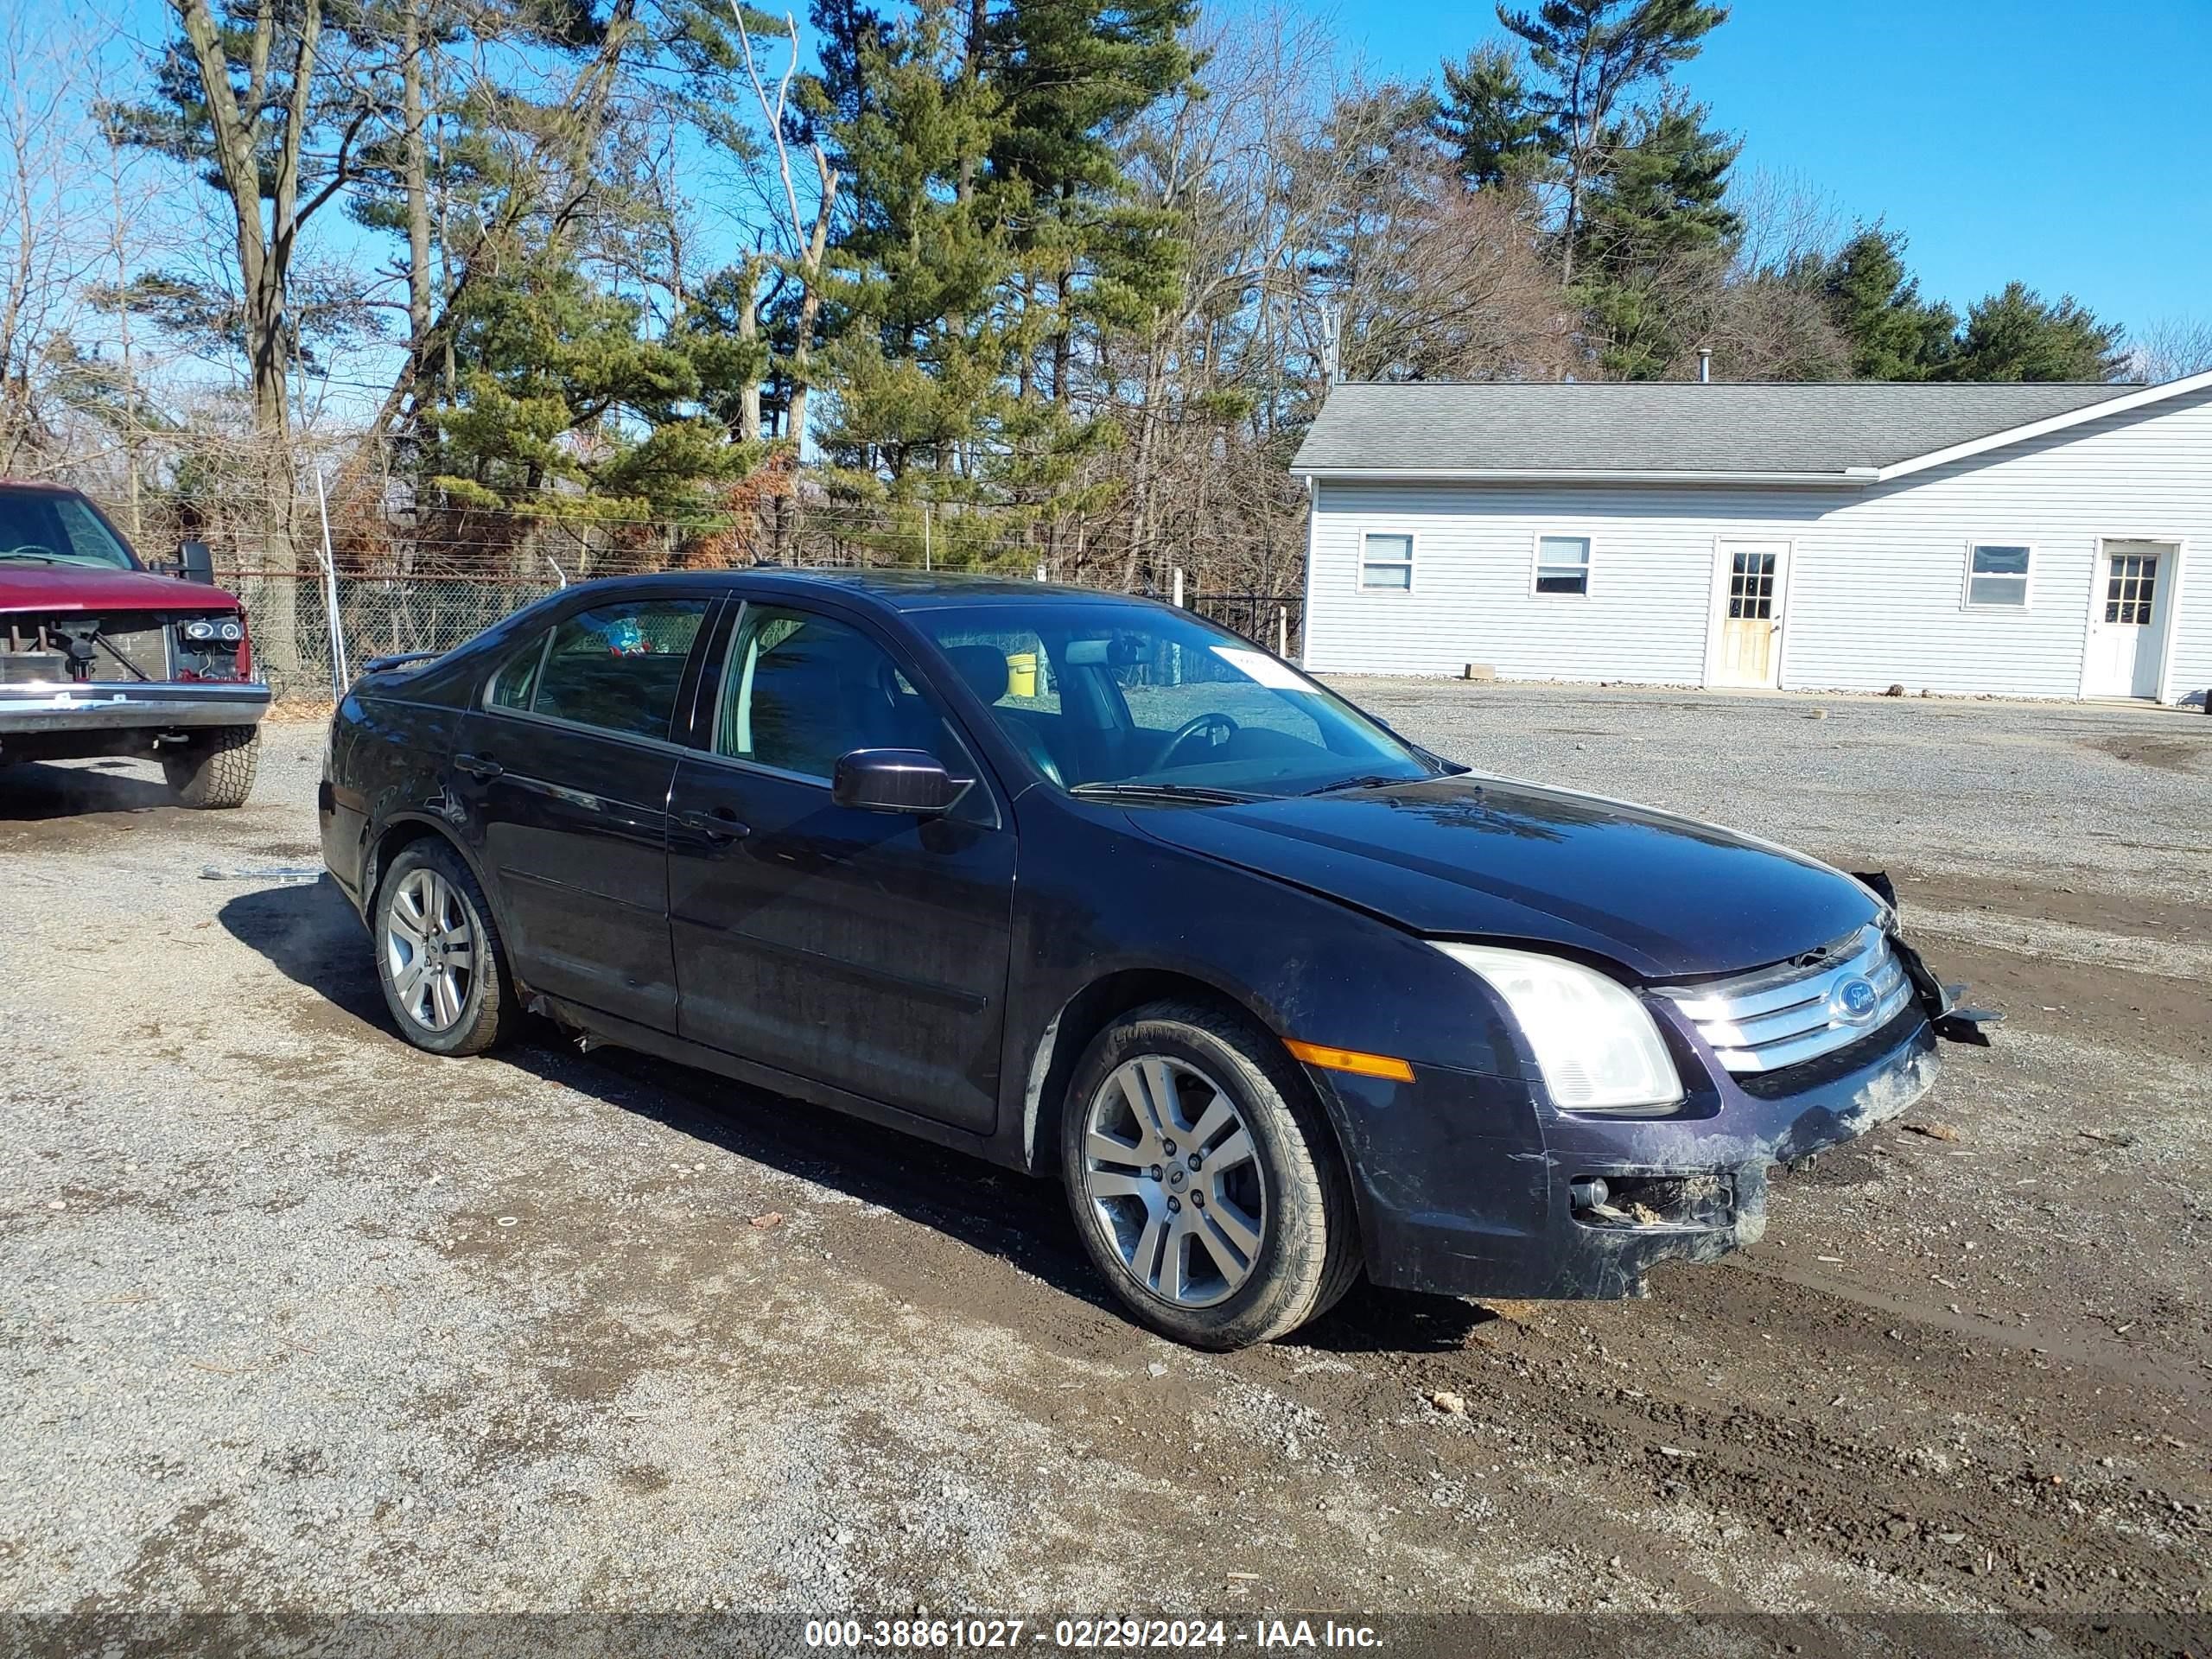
319,571 -> 1981,1349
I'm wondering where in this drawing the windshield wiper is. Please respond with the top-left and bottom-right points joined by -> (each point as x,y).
0,550 -> 65,563
1295,773 -> 1425,798
1068,781 -> 1255,804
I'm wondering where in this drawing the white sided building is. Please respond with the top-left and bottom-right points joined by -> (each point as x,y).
1290,373 -> 2212,706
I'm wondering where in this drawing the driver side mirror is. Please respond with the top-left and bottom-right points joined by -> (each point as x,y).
832,748 -> 968,815
175,541 -> 215,584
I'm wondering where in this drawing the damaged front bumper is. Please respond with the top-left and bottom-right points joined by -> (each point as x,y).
1319,937 -> 1974,1303
1520,1009 -> 1942,1298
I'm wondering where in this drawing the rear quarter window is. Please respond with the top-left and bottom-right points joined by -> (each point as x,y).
487,631 -> 550,711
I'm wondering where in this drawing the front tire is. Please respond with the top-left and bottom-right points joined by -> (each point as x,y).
372,840 -> 518,1057
1061,1001 -> 1361,1350
162,725 -> 260,808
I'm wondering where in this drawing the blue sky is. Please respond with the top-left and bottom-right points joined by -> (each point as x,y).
1319,0 -> 2212,334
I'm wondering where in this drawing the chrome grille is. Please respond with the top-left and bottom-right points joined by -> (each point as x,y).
1656,925 -> 1915,1075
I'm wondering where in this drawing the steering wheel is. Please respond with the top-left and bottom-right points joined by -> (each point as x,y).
1154,711 -> 1239,769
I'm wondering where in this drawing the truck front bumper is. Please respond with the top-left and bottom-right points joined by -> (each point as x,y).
0,680 -> 270,739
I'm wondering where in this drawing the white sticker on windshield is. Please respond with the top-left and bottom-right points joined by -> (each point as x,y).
1210,645 -> 1307,690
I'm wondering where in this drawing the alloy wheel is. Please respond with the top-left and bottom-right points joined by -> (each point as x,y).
384,867 -> 478,1033
1081,1055 -> 1268,1307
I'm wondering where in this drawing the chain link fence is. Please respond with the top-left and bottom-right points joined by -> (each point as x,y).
217,571 -> 562,703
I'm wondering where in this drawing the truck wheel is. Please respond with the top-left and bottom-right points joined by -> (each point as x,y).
162,725 -> 260,809
1061,1000 -> 1362,1350
372,839 -> 518,1057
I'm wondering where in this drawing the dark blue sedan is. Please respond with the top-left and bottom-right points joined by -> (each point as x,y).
319,571 -> 1976,1348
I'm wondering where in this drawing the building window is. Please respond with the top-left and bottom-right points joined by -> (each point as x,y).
1965,543 -> 2031,609
1360,532 -> 1413,590
1535,535 -> 1591,596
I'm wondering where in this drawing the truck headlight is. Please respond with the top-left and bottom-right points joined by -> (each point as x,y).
1432,942 -> 1683,1116
182,619 -> 216,641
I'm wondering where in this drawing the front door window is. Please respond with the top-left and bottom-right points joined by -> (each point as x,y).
715,604 -> 973,782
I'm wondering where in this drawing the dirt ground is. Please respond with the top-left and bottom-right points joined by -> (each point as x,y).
1,690 -> 2206,1655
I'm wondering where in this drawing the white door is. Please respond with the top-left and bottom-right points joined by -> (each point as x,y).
1713,542 -> 1788,688
2084,542 -> 2165,699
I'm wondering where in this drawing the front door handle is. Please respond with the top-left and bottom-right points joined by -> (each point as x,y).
678,806 -> 750,842
455,751 -> 503,781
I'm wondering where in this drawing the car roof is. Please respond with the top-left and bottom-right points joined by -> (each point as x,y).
582,567 -> 1173,614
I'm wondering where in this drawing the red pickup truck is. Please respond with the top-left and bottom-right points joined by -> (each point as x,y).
0,480 -> 270,808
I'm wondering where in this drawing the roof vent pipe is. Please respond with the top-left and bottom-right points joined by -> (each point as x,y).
1697,347 -> 1712,384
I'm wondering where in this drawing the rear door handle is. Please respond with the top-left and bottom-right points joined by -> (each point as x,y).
678,806 -> 750,842
455,751 -> 503,780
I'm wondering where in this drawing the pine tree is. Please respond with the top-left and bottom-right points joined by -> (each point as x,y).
804,0 -> 1014,488
429,261 -> 742,522
1940,283 -> 2127,382
1498,0 -> 1728,284
987,0 -> 1196,407
1433,45 -> 1547,190
1817,227 -> 1955,380
1572,96 -> 1740,378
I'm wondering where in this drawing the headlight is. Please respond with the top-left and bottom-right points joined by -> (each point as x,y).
217,619 -> 244,643
1433,942 -> 1682,1116
182,619 -> 216,641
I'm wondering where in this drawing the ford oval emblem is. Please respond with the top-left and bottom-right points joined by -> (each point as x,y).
1832,976 -> 1882,1026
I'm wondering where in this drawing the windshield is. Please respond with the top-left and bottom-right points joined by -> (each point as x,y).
915,598 -> 1446,798
0,489 -> 137,569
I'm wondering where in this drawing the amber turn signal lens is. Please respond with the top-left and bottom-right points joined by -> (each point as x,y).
1284,1039 -> 1414,1083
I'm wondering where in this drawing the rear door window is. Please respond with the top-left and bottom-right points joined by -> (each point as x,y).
509,600 -> 709,741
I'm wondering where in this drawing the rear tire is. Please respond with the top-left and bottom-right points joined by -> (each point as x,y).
162,725 -> 260,809
372,839 -> 518,1057
1061,1000 -> 1361,1350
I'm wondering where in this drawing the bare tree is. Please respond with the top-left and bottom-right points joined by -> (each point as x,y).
169,0 -> 371,448
0,15 -> 121,472
2128,317 -> 2212,384
1328,161 -> 1573,385
1107,8 -> 1341,591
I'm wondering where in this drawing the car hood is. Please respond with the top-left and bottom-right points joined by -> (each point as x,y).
1127,772 -> 1881,981
0,565 -> 242,613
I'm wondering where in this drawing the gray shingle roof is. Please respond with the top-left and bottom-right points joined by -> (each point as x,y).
1289,380 -> 2136,477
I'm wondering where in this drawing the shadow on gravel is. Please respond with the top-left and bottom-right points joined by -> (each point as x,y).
1295,1287 -> 1495,1353
219,873 -> 391,1029
0,758 -> 173,821
220,874 -> 1491,1354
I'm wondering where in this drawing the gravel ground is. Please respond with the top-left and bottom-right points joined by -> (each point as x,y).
1,690 -> 2208,1656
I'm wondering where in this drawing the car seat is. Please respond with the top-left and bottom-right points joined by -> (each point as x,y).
941,645 -> 1064,786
